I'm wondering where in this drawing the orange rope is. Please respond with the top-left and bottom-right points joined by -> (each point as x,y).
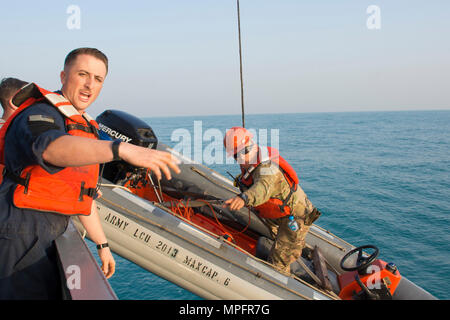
196,199 -> 251,239
153,192 -> 251,244
167,198 -> 195,220
198,199 -> 229,236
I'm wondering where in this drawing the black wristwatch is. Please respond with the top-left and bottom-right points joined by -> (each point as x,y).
237,193 -> 249,205
111,139 -> 121,161
96,242 -> 109,250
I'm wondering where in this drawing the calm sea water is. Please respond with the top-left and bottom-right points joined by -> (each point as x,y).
88,110 -> 450,300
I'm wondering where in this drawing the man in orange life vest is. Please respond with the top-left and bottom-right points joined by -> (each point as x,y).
0,77 -> 28,127
0,78 -> 28,185
0,48 -> 180,299
224,127 -> 321,274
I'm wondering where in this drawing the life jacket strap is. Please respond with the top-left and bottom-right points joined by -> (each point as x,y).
79,181 -> 97,201
242,165 -> 256,180
4,169 -> 31,194
66,123 -> 99,137
278,184 -> 297,213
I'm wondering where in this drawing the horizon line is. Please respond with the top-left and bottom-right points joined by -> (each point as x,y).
138,108 -> 450,119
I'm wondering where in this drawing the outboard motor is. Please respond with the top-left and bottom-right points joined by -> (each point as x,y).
96,109 -> 158,185
96,109 -> 158,148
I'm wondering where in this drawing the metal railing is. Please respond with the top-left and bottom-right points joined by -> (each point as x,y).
55,219 -> 118,300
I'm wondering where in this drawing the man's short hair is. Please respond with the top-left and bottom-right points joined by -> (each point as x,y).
64,47 -> 109,74
0,77 -> 28,110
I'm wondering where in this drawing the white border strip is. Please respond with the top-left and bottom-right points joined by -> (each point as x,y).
310,225 -> 335,240
245,257 -> 288,285
211,171 -> 234,186
178,222 -> 222,249
112,187 -> 156,213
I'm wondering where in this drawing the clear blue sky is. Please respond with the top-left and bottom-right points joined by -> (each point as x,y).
1,0 -> 449,117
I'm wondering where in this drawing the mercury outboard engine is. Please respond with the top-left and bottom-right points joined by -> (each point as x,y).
96,109 -> 158,185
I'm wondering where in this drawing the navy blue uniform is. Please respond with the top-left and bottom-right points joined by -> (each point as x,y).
0,102 -> 70,299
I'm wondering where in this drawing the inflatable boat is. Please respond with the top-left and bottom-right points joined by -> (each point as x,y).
74,110 -> 437,300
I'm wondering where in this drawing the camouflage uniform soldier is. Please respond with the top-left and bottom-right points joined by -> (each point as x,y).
224,127 -> 321,273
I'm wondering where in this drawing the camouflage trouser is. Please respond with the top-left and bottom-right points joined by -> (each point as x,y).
267,214 -> 310,274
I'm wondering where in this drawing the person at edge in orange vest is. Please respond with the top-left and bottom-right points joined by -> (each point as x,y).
0,78 -> 29,185
0,48 -> 180,299
0,77 -> 28,127
224,127 -> 321,274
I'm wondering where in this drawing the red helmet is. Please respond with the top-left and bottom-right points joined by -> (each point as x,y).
224,127 -> 254,157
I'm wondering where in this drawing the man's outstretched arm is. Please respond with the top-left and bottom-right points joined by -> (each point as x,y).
42,135 -> 180,180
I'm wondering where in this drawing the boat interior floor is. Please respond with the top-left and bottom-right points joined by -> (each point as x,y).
255,236 -> 341,294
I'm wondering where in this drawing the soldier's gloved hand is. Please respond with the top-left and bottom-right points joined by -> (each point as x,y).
224,196 -> 245,211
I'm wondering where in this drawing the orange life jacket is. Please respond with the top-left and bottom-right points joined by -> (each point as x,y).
0,83 -> 100,216
239,147 -> 299,219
